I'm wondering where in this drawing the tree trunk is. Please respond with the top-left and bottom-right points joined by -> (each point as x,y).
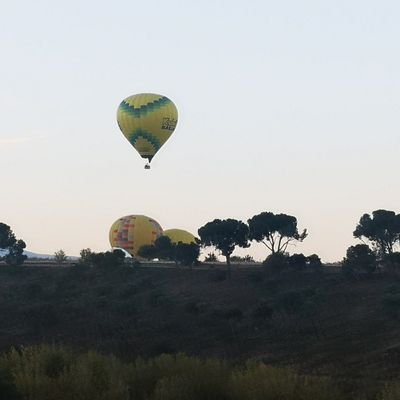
226,254 -> 231,279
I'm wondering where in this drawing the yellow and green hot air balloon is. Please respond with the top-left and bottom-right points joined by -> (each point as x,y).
109,215 -> 163,257
163,229 -> 197,245
116,93 -> 178,169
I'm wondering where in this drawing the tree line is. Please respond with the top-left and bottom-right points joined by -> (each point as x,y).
2,209 -> 400,273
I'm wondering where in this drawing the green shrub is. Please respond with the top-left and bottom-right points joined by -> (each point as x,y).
152,357 -> 229,400
228,362 -> 342,400
0,344 -> 354,400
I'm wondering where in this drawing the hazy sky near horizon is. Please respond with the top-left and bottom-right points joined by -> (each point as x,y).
1,0 -> 399,261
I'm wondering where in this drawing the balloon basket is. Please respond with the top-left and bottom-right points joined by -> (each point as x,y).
144,163 -> 151,170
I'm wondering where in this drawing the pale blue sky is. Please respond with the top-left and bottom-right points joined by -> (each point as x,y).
1,0 -> 399,261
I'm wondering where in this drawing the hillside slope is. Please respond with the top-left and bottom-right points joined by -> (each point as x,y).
0,264 -> 399,383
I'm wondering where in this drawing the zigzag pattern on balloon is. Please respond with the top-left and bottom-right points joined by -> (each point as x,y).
129,129 -> 161,151
119,96 -> 171,118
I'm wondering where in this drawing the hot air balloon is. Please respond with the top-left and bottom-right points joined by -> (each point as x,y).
163,229 -> 197,245
116,93 -> 178,169
109,215 -> 163,257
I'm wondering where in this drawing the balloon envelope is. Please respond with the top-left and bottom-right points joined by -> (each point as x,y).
109,215 -> 163,257
116,93 -> 178,163
163,229 -> 197,244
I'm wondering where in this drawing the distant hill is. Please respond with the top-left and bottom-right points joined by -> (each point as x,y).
24,250 -> 54,259
0,249 -> 78,260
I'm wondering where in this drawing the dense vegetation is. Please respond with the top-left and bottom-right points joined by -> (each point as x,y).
0,263 -> 400,397
0,344 -> 359,400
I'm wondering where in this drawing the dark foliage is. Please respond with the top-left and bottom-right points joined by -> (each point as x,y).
137,244 -> 158,260
262,252 -> 289,270
0,223 -> 16,249
5,240 -> 27,266
137,236 -> 200,266
248,212 -> 307,255
175,242 -> 200,266
89,249 -> 126,268
342,244 -> 377,275
288,253 -> 307,269
198,219 -> 249,269
0,223 -> 26,266
354,210 -> 400,255
383,252 -> 400,270
307,254 -> 322,269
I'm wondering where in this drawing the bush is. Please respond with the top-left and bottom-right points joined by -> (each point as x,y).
342,244 -> 377,275
79,248 -> 93,265
263,253 -> 289,270
230,255 -> 255,263
0,345 -> 350,400
228,362 -> 342,400
381,381 -> 400,400
288,253 -> 307,269
5,240 -> 27,266
90,249 -> 126,269
54,249 -> 67,263
307,254 -> 322,269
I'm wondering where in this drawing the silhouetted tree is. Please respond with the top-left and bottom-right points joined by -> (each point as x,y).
0,223 -> 27,266
137,236 -> 175,262
154,236 -> 174,260
0,223 -> 16,249
137,244 -> 158,260
54,249 -> 67,263
198,219 -> 249,274
175,242 -> 200,267
288,253 -> 307,269
307,254 -> 322,270
5,240 -> 27,266
138,236 -> 200,267
79,248 -> 93,265
342,244 -> 377,275
90,249 -> 125,268
354,210 -> 400,255
248,212 -> 307,255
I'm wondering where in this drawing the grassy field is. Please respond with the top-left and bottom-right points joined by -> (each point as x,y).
0,262 -> 400,395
